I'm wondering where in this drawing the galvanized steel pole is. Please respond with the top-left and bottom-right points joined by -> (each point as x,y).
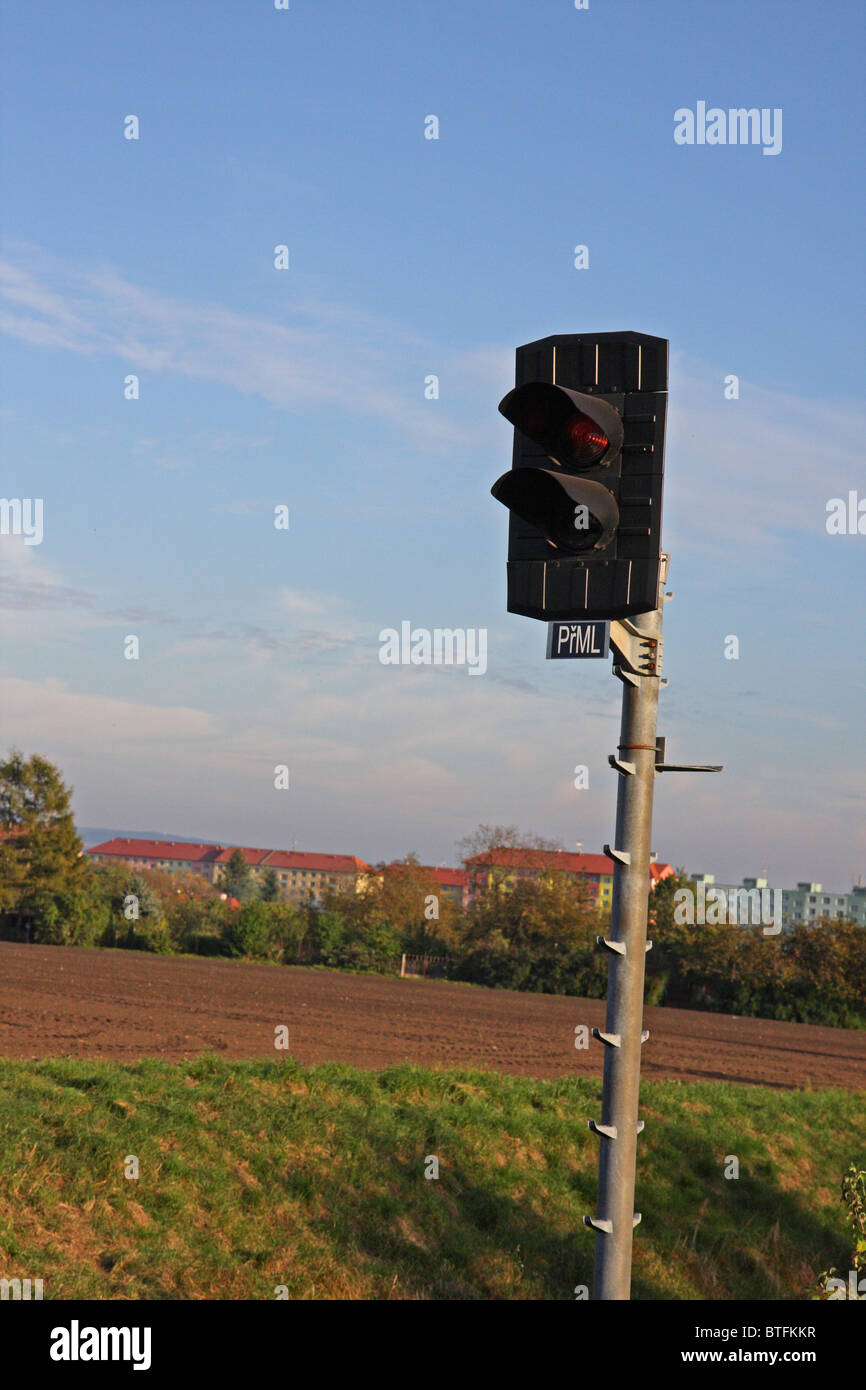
584,557 -> 668,1300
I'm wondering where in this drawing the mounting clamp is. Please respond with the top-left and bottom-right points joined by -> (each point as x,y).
610,619 -> 663,677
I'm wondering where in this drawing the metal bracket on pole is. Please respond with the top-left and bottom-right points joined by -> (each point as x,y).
657,761 -> 723,772
613,664 -> 640,688
583,1217 -> 614,1235
588,1121 -> 618,1140
641,1030 -> 649,1043
655,736 -> 722,774
608,755 -> 636,776
610,619 -> 663,677
596,935 -> 626,956
604,844 -> 631,866
592,1028 -> 621,1048
583,1214 -> 641,1234
636,1121 -> 645,1135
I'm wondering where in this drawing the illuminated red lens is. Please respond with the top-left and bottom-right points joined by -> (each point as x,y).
561,414 -> 609,463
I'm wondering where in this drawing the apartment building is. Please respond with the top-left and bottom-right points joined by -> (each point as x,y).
464,848 -> 673,911
690,873 -> 866,927
86,838 -> 373,904
782,882 -> 865,927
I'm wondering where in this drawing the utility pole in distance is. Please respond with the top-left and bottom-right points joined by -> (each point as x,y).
491,332 -> 720,1300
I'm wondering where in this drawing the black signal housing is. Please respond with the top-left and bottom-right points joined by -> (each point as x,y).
491,331 -> 668,621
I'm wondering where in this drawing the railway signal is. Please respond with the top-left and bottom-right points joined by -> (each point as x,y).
491,332 -> 721,1301
491,331 -> 667,621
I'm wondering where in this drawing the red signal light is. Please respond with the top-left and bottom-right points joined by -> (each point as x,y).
561,414 -> 609,464
499,382 -> 621,470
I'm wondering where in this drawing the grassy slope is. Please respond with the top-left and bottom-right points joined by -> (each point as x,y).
0,1056 -> 862,1300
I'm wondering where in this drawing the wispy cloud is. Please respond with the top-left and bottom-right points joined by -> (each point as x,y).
0,245 -> 497,451
0,536 -> 176,629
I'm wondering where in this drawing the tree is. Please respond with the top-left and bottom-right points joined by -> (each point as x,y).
456,824 -> 563,864
329,856 -> 460,954
122,874 -> 161,921
0,750 -> 88,942
647,867 -> 691,933
218,848 -> 254,903
462,872 -> 598,950
259,867 -> 280,902
222,900 -> 271,958
456,823 -> 569,900
119,874 -> 162,946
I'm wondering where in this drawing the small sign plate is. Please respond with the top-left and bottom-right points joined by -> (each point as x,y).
546,620 -> 610,659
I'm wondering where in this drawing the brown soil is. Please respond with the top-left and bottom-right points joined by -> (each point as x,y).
0,942 -> 863,1089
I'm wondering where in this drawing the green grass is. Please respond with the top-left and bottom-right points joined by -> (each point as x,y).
0,1056 -> 862,1300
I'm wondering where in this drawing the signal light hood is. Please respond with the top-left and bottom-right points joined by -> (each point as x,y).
491,467 -> 620,553
498,382 -> 624,470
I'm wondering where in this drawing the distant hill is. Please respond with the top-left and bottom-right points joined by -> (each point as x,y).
77,828 -> 216,849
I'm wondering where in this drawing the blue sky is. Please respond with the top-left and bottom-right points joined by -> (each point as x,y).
1,0 -> 864,889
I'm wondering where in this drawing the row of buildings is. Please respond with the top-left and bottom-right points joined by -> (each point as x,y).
85,839 -> 670,912
86,839 -> 378,904
85,838 -> 866,926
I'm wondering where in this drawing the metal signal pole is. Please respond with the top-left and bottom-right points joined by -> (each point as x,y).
584,556 -> 668,1300
584,554 -> 722,1297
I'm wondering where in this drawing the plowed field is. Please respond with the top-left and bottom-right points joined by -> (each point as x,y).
1,942 -> 863,1089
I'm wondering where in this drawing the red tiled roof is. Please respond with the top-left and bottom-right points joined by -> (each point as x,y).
258,851 -> 372,872
87,839 -> 223,862
650,862 -> 674,883
86,838 -> 371,874
466,848 -> 674,884
428,867 -> 469,887
213,846 -> 279,867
